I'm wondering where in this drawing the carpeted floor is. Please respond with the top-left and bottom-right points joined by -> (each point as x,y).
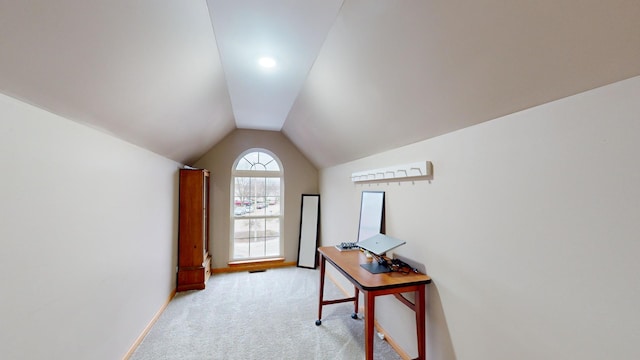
129,266 -> 402,360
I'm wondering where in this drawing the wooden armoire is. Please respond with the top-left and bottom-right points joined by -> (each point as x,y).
177,168 -> 211,291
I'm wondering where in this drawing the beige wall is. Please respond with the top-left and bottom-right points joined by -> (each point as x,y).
194,129 -> 318,269
318,76 -> 640,359
0,93 -> 181,359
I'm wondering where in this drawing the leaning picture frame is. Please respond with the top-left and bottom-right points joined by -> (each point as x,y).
357,191 -> 385,242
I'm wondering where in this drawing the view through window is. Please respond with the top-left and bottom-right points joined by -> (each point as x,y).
231,150 -> 283,260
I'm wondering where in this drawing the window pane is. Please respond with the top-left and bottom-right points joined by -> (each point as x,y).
234,219 -> 251,240
253,200 -> 267,216
233,205 -> 247,216
264,160 -> 279,171
266,218 -> 280,238
233,219 -> 251,259
249,238 -> 266,258
236,177 -> 274,209
253,177 -> 267,198
250,198 -> 280,216
248,218 -> 266,242
268,198 -> 281,216
232,217 -> 281,260
231,151 -> 282,260
266,178 -> 280,196
235,151 -> 280,171
236,157 -> 253,171
234,177 -> 251,201
265,236 -> 279,257
264,218 -> 280,257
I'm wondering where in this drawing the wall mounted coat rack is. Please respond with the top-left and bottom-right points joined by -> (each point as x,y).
351,161 -> 432,183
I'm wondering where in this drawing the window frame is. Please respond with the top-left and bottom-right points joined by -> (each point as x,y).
229,149 -> 284,261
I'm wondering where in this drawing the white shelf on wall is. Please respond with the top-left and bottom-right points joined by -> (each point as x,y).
351,161 -> 432,183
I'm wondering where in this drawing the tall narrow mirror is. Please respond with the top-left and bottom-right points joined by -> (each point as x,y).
297,194 -> 320,269
357,191 -> 385,242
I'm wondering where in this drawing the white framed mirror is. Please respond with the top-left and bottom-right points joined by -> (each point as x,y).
357,191 -> 385,242
297,194 -> 320,269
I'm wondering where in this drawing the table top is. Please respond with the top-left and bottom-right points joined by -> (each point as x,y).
318,246 -> 431,291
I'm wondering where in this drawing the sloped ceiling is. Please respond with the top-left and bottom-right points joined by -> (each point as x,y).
0,0 -> 235,163
1,0 -> 640,168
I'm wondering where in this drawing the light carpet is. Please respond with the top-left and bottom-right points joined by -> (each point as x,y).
129,266 -> 402,360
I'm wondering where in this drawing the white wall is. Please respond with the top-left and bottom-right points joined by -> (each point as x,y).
319,76 -> 640,359
0,93 -> 180,359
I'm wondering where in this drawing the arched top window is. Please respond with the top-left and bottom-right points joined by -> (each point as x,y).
235,151 -> 280,171
230,149 -> 283,260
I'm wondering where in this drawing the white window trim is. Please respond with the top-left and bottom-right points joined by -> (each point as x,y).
229,149 -> 284,261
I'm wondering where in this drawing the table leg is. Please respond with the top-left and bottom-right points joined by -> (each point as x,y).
364,291 -> 375,360
415,285 -> 426,360
352,287 -> 360,319
316,255 -> 326,325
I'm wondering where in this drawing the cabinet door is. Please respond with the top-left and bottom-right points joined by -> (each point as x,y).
203,171 -> 210,257
178,169 -> 205,267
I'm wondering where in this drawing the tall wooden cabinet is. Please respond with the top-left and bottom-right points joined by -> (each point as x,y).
177,168 -> 211,291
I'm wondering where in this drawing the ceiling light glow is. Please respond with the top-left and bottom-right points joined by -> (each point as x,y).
258,57 -> 277,68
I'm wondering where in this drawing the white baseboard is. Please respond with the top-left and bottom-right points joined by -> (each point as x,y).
122,289 -> 176,360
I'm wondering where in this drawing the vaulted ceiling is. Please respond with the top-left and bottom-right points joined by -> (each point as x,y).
2,1 -> 640,168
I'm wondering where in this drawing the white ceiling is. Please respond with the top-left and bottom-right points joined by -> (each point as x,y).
2,0 -> 640,168
208,0 -> 343,130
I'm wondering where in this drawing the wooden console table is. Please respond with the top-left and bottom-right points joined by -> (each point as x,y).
316,246 -> 431,360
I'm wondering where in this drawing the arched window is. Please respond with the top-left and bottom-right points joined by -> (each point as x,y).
231,149 -> 283,260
